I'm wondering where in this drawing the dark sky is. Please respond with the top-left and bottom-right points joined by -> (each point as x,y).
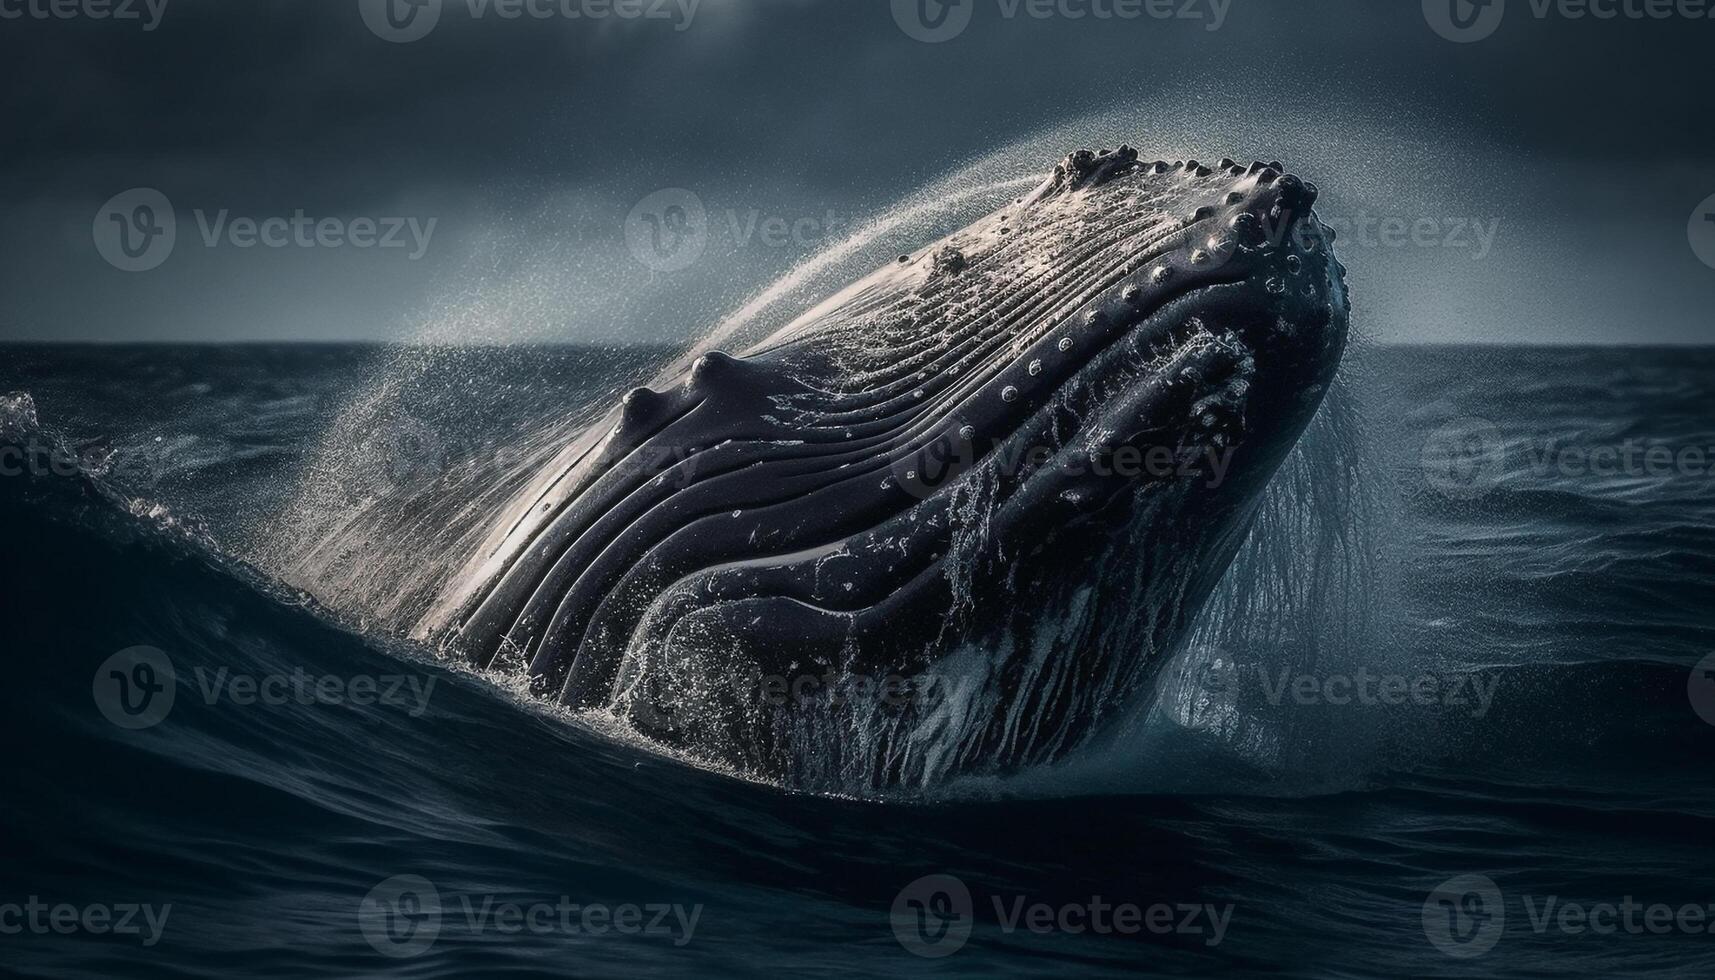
2,0 -> 1712,344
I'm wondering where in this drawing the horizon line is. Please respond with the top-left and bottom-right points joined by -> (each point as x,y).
2,339 -> 1713,349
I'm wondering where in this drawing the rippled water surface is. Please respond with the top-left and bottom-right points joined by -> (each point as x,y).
2,344 -> 1712,978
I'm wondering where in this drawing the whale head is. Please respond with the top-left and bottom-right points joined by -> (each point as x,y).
771,145 -> 1349,526
435,146 -> 1350,788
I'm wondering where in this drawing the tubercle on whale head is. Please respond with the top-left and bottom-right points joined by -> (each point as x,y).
873,145 -> 1350,505
1019,144 -> 1349,359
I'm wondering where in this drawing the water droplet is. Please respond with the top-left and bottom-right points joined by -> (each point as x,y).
1190,250 -> 1210,265
1001,386 -> 1019,403
1285,254 -> 1303,275
1266,277 -> 1286,294
958,424 -> 976,440
1028,359 -> 1043,376
1151,266 -> 1173,284
913,389 -> 925,399
1057,337 -> 1074,352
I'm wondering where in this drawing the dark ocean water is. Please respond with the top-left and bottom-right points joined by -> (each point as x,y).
2,344 -> 1713,978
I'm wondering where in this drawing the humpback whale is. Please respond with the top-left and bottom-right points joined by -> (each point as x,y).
427,146 -> 1350,789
